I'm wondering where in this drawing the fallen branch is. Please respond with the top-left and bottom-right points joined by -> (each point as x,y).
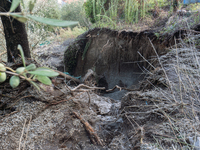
73,111 -> 104,146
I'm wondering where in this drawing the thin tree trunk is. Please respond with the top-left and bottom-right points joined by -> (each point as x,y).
0,0 -> 31,62
173,0 -> 179,13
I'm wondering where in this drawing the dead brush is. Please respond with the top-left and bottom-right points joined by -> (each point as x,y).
121,31 -> 200,149
149,33 -> 200,149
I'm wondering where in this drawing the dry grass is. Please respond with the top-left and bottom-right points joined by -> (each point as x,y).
121,28 -> 200,149
148,32 -> 200,149
55,26 -> 87,42
155,37 -> 200,149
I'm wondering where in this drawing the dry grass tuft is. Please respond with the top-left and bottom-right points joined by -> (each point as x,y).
56,26 -> 87,42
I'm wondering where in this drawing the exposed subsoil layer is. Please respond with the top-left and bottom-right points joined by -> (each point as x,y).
64,28 -> 180,99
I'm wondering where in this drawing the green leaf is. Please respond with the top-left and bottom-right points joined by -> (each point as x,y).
9,0 -> 21,12
25,63 -> 36,71
27,15 -> 79,27
29,1 -> 35,13
11,13 -> 28,23
17,44 -> 26,67
28,68 -> 59,77
36,75 -> 52,85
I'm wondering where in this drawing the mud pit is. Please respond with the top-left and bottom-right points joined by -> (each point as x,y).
64,28 -> 172,100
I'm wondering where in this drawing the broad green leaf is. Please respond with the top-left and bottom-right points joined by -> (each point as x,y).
28,68 -> 59,77
17,44 -> 26,67
27,15 -> 79,27
9,0 -> 21,12
11,13 -> 28,23
36,75 -> 52,85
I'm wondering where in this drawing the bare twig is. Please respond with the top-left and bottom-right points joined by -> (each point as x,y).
0,51 -> 6,56
19,118 -> 27,150
106,85 -> 138,92
5,70 -> 27,80
54,70 -> 81,83
22,115 -> 32,150
148,38 -> 178,103
137,51 -> 156,69
71,84 -> 105,92
87,91 -> 91,107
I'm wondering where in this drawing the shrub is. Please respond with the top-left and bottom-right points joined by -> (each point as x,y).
21,0 -> 62,49
58,26 -> 87,41
84,0 -> 102,23
26,0 -> 61,32
61,0 -> 89,27
84,0 -> 170,25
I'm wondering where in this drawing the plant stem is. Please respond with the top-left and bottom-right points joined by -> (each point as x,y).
5,67 -> 16,72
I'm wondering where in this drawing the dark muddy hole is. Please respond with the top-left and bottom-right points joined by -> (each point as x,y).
102,64 -> 145,100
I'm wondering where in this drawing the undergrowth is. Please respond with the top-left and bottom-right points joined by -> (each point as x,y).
84,0 -> 171,29
56,26 -> 87,42
61,0 -> 89,27
149,32 -> 200,149
121,31 -> 200,149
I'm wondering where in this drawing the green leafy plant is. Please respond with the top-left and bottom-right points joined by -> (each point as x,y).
0,0 -> 78,27
84,0 -> 102,23
0,45 -> 59,90
83,0 -> 170,26
61,0 -> 88,27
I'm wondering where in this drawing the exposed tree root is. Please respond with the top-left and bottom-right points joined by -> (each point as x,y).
73,111 -> 104,146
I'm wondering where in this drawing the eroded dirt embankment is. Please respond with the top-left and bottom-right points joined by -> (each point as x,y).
64,28 -> 171,76
64,28 -> 178,100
